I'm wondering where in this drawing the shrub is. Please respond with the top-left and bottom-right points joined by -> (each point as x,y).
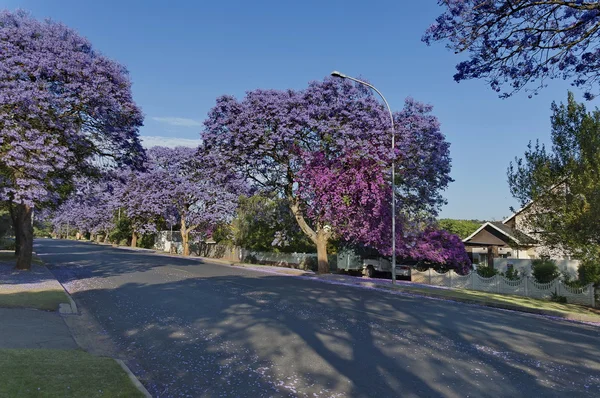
531,258 -> 560,283
550,292 -> 567,303
476,264 -> 498,278
578,257 -> 600,286
0,239 -> 16,251
502,266 -> 521,281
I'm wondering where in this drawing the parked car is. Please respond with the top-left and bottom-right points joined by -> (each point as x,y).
362,257 -> 414,280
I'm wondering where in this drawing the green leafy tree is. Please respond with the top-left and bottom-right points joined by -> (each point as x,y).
508,92 -> 600,285
233,195 -> 314,253
437,219 -> 483,239
531,259 -> 560,284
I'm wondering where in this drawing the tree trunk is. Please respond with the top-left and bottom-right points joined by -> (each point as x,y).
13,204 -> 33,270
104,231 -> 110,243
287,195 -> 332,274
181,218 -> 189,256
9,205 -> 21,256
131,231 -> 137,248
315,232 -> 329,274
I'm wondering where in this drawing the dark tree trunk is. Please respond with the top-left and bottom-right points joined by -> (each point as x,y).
8,205 -> 21,256
131,231 -> 138,248
13,204 -> 33,270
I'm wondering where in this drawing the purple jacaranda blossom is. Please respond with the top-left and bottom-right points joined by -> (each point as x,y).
203,77 -> 453,273
115,146 -> 244,253
0,11 -> 144,269
423,1 -> 600,99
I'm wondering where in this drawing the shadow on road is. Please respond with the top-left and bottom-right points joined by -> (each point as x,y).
40,240 -> 600,397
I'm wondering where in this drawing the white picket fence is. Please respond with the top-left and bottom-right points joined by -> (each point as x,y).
411,269 -> 596,307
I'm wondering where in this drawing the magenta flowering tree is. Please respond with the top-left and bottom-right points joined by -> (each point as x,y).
0,11 -> 144,269
423,1 -> 600,99
406,229 -> 472,274
203,77 -> 452,273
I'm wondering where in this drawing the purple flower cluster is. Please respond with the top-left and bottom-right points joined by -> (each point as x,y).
423,1 -> 600,99
203,77 -> 457,270
0,11 -> 144,208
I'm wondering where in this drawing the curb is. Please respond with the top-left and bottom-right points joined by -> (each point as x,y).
116,359 -> 152,398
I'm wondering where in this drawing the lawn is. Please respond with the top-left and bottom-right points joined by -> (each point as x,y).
0,252 -> 70,311
375,280 -> 600,323
0,290 -> 70,311
0,349 -> 144,397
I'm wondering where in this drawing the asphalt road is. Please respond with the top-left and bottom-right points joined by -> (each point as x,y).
37,239 -> 600,398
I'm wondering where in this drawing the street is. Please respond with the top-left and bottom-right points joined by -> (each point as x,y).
38,239 -> 600,398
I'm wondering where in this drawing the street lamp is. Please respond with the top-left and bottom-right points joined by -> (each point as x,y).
331,71 -> 397,284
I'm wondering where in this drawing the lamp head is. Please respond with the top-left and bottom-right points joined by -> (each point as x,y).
330,70 -> 346,78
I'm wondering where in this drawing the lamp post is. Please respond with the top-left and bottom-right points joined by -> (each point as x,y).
331,71 -> 397,284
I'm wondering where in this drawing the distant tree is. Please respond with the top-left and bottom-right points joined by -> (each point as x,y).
424,1 -> 600,99
232,194 -> 314,253
508,92 -> 600,284
0,11 -> 144,269
531,258 -> 560,283
437,219 -> 483,239
203,77 -> 452,273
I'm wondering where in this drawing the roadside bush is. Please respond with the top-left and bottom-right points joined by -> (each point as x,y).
550,292 -> 567,303
139,234 -> 156,249
502,266 -> 521,281
578,257 -> 600,287
531,258 -> 560,284
0,238 -> 16,251
476,264 -> 498,278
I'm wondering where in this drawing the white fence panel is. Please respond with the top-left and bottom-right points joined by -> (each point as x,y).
449,271 -> 470,289
473,274 -> 498,293
499,276 -> 526,295
430,270 -> 447,287
527,279 -> 557,300
411,270 -> 429,284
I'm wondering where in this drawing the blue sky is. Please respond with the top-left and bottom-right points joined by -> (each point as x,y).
4,0 -> 596,220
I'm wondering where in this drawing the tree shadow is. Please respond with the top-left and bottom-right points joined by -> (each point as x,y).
40,239 -> 600,397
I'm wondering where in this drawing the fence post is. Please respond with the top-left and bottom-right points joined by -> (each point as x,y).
428,268 -> 432,285
471,272 -> 475,290
449,270 -> 452,288
591,285 -> 596,308
525,276 -> 528,297
496,275 -> 500,294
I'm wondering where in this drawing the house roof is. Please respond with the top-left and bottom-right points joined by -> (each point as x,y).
502,202 -> 532,225
463,221 -> 537,246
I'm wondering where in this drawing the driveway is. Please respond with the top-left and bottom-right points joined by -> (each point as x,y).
37,239 -> 600,397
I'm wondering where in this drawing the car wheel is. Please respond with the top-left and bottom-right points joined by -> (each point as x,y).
364,265 -> 375,278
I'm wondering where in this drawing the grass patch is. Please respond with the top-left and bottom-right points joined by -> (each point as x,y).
0,349 -> 144,397
0,290 -> 70,311
380,282 -> 600,322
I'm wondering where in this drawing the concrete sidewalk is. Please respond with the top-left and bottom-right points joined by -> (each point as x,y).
0,308 -> 78,349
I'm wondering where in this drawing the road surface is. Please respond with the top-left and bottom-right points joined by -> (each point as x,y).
37,239 -> 600,397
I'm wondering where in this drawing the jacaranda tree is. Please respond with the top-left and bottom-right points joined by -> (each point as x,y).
50,178 -> 120,240
0,11 -> 144,269
423,1 -> 600,99
203,77 -> 453,273
148,146 -> 242,256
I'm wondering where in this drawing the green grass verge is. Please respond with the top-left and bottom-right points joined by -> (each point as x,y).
0,349 -> 144,397
0,290 -> 70,311
374,282 -> 600,322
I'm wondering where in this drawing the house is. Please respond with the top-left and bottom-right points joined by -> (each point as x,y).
462,203 -> 579,277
